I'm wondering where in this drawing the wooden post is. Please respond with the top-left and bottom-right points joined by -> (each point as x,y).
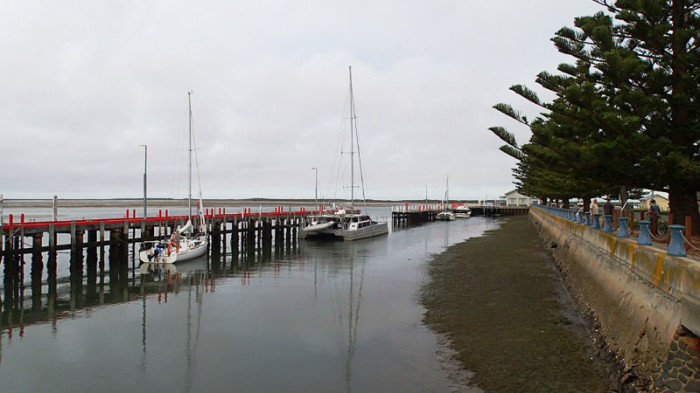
221,217 -> 227,256
141,218 -> 146,242
49,224 -> 56,253
31,233 -> 44,308
211,220 -> 221,258
231,218 -> 239,254
32,233 -> 43,261
71,221 -> 77,252
31,233 -> 43,311
629,209 -> 635,232
87,230 -> 98,267
686,216 -> 693,251
70,230 -> 84,277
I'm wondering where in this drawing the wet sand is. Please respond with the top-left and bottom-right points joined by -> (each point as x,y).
421,215 -> 618,392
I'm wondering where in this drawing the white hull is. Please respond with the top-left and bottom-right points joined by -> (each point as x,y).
436,211 -> 456,221
301,222 -> 388,241
454,206 -> 471,218
139,236 -> 208,264
300,213 -> 388,241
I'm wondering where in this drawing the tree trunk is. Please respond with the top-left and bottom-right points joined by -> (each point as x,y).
619,185 -> 629,216
668,181 -> 699,235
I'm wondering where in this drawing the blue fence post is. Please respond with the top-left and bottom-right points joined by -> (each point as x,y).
592,214 -> 601,229
585,212 -> 591,226
570,210 -> 577,222
637,220 -> 652,246
667,225 -> 687,257
603,215 -> 613,233
617,217 -> 629,238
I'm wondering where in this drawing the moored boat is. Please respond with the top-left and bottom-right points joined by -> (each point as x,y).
300,67 -> 388,241
454,204 -> 471,218
140,92 -> 209,268
436,175 -> 456,221
301,208 -> 388,240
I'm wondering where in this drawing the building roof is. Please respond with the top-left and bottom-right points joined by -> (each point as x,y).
501,189 -> 536,198
640,192 -> 669,201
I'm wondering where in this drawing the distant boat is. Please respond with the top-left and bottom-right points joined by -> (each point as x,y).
139,92 -> 209,270
300,67 -> 388,241
454,204 -> 471,218
436,175 -> 456,221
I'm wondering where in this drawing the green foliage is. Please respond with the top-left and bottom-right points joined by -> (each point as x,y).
487,0 -> 700,233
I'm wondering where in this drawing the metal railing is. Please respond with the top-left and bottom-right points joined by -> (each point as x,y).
533,204 -> 693,257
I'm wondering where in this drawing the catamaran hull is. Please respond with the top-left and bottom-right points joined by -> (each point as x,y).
436,212 -> 456,221
301,222 -> 388,241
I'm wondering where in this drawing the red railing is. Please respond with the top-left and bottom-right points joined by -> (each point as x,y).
1,205 -> 334,231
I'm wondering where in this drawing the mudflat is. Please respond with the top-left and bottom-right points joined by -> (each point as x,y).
421,215 -> 616,392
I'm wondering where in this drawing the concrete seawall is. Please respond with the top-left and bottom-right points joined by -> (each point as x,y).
529,207 -> 699,391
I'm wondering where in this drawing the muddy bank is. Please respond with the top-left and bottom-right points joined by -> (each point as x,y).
421,215 -> 617,392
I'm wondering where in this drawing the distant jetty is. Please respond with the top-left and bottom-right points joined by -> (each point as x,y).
1,198 -> 482,209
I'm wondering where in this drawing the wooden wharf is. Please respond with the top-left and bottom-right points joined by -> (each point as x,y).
392,204 -> 530,226
0,206 -> 328,331
0,206 -> 324,258
392,204 -> 438,226
469,205 -> 530,217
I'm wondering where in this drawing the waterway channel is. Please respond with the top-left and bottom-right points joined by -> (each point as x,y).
1,206 -> 500,393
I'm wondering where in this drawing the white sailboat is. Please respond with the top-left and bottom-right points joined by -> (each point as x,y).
301,67 -> 388,241
436,175 -> 456,221
139,92 -> 209,270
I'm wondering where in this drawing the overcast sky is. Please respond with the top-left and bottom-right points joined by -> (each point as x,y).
1,0 -> 605,202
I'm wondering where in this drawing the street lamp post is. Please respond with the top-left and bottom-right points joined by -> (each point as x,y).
425,185 -> 428,207
139,144 -> 147,218
312,167 -> 318,205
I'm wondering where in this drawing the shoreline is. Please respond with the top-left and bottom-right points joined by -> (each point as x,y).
1,198 -> 431,209
420,215 -> 619,392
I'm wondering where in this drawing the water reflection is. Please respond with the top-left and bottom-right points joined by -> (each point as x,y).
0,229 -> 300,334
138,260 -> 210,393
300,240 -> 367,393
1,215 -> 500,393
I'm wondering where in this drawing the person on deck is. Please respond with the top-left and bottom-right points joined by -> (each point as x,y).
590,199 -> 600,215
648,199 -> 661,235
603,197 -> 613,217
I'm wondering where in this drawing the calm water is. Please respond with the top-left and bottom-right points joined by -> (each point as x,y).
1,206 -> 500,393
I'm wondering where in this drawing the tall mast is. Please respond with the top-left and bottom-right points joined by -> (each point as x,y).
349,66 -> 355,210
188,91 -> 193,218
446,175 -> 449,206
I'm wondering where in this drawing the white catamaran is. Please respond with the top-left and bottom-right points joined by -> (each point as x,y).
139,92 -> 209,270
300,67 -> 388,241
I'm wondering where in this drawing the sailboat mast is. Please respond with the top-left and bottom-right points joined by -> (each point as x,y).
188,91 -> 193,218
446,175 -> 449,206
349,66 -> 355,210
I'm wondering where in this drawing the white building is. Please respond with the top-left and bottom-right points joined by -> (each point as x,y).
502,189 -> 539,206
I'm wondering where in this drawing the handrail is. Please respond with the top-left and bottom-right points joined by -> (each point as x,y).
0,207 -> 326,231
532,204 -> 697,258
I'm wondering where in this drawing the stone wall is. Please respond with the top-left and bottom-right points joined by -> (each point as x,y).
529,207 -> 699,392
